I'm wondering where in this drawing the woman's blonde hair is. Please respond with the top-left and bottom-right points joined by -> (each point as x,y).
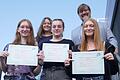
80,18 -> 105,51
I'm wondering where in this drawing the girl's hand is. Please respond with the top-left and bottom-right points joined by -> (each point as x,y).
64,59 -> 72,66
64,50 -> 73,66
37,50 -> 45,61
104,53 -> 114,60
0,51 -> 9,57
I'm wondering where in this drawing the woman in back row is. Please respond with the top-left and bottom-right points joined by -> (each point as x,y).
36,17 -> 52,45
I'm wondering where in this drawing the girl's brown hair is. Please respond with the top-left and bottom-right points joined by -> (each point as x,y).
36,17 -> 52,42
13,19 -> 35,45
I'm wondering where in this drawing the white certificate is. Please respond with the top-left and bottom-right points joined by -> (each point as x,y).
72,51 -> 104,74
7,45 -> 38,66
43,43 -> 69,62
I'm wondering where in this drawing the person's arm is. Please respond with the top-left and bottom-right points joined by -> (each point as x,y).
33,50 -> 44,76
106,27 -> 118,54
105,42 -> 119,75
100,22 -> 118,53
71,26 -> 81,45
32,64 -> 42,76
71,29 -> 76,44
104,53 -> 119,75
0,51 -> 8,73
64,59 -> 72,77
0,55 -> 3,71
110,54 -> 119,75
106,27 -> 118,47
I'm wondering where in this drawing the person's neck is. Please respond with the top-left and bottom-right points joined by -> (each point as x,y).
20,37 -> 27,44
87,37 -> 96,50
51,35 -> 63,42
87,37 -> 94,42
43,32 -> 51,37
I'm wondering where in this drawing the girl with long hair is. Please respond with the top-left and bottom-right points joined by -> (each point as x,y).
0,19 -> 41,80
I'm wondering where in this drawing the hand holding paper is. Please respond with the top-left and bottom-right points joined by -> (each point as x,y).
72,51 -> 104,74
43,43 -> 69,62
7,45 -> 38,66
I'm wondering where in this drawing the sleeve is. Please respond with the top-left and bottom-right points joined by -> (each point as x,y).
69,40 -> 75,50
108,54 -> 119,75
0,43 -> 10,73
106,27 -> 118,48
71,29 -> 75,44
30,66 -> 36,72
105,42 -> 119,75
3,44 -> 10,51
64,61 -> 73,77
105,41 -> 115,54
71,26 -> 81,45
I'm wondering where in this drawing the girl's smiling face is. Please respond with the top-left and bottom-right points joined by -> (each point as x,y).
84,20 -> 95,37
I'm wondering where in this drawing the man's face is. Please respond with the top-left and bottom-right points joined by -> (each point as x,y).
79,7 -> 91,22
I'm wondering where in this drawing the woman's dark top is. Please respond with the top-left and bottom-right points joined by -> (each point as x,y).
67,42 -> 119,80
40,39 -> 74,69
37,35 -> 52,47
39,39 -> 74,80
0,70 -> 1,80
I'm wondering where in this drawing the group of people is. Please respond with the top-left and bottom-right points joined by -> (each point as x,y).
0,3 -> 119,80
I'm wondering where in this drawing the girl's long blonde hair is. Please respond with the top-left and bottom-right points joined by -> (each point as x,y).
80,18 -> 105,51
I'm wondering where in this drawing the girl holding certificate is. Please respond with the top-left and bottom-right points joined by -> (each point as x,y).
0,19 -> 42,80
65,18 -> 119,80
38,19 -> 74,80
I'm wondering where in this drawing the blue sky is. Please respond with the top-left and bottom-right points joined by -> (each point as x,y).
0,0 -> 107,51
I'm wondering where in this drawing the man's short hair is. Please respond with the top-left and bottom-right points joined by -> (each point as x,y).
77,3 -> 91,15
